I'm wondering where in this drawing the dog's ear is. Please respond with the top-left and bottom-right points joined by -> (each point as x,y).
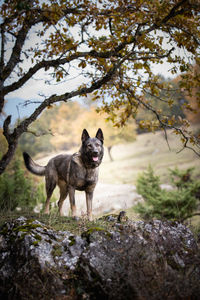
81,129 -> 90,142
96,128 -> 104,144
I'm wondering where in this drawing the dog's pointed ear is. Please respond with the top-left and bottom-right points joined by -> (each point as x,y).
96,128 -> 104,144
81,129 -> 90,142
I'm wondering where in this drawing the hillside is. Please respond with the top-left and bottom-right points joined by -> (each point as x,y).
99,129 -> 200,185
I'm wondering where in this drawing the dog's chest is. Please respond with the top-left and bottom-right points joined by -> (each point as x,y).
69,155 -> 98,190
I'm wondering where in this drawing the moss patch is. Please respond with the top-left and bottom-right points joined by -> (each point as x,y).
69,235 -> 76,246
51,244 -> 63,257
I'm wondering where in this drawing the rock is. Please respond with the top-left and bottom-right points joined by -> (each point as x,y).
0,217 -> 200,299
78,221 -> 200,299
0,216 -> 85,299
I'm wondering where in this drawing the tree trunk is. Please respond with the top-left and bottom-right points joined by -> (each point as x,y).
107,146 -> 113,161
0,115 -> 19,175
0,140 -> 17,175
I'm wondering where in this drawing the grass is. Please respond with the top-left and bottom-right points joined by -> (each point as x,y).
0,209 -> 119,235
1,207 -> 199,239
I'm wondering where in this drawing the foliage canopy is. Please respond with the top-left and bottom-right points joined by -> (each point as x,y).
0,0 -> 200,173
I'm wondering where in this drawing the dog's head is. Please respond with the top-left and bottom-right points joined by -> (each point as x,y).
80,128 -> 104,168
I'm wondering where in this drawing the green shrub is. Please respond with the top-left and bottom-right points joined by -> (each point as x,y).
0,159 -> 45,211
134,166 -> 200,222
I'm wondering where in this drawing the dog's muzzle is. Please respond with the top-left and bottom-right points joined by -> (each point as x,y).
92,151 -> 99,162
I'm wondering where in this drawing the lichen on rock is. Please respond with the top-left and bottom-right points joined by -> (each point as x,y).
0,216 -> 85,299
0,217 -> 199,299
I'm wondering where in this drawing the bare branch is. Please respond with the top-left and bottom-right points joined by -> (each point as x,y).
176,137 -> 200,157
123,87 -> 200,156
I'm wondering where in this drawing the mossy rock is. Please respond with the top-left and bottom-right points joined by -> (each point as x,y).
81,227 -> 112,243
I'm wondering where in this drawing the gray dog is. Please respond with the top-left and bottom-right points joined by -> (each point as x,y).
23,128 -> 104,220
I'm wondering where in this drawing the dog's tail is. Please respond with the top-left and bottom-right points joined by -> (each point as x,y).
23,152 -> 46,176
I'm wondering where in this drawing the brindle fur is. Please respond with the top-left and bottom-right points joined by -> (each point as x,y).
23,129 -> 104,220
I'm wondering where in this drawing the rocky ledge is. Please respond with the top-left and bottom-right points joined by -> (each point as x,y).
0,216 -> 200,300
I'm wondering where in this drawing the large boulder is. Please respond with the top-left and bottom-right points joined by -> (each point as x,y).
0,217 -> 199,299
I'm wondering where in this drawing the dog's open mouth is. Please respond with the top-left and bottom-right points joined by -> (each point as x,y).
92,157 -> 99,162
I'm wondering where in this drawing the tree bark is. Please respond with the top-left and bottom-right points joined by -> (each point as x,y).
0,140 -> 18,175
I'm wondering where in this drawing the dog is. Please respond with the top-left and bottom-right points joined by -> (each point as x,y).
23,128 -> 104,220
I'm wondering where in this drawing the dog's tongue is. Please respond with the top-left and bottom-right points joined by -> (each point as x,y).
92,157 -> 98,162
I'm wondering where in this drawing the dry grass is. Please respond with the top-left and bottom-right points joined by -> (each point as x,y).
99,129 -> 200,185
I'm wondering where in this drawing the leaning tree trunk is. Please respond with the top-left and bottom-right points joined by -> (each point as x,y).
0,141 -> 17,175
0,116 -> 18,175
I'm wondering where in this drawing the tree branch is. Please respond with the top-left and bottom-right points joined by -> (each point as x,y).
2,24 -> 29,81
18,52 -> 129,135
0,56 -> 123,174
122,87 -> 200,156
160,0 -> 189,24
0,25 -> 5,70
144,0 -> 190,34
3,43 -> 136,95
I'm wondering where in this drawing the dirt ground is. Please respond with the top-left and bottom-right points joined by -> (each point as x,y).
61,182 -> 142,217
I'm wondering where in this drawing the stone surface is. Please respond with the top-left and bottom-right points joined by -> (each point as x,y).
0,217 -> 200,299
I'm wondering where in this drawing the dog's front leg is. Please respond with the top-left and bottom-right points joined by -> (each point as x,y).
69,186 -> 76,218
86,190 -> 93,221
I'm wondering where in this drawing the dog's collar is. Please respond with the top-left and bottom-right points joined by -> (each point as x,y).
66,152 -> 82,183
72,152 -> 82,166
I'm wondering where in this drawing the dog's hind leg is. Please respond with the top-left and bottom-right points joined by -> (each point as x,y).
44,175 -> 56,214
58,180 -> 68,216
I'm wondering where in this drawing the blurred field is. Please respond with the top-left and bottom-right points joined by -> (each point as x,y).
34,129 -> 200,218
36,128 -> 200,187
99,129 -> 200,185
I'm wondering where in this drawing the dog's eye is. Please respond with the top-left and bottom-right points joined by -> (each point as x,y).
87,144 -> 93,149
